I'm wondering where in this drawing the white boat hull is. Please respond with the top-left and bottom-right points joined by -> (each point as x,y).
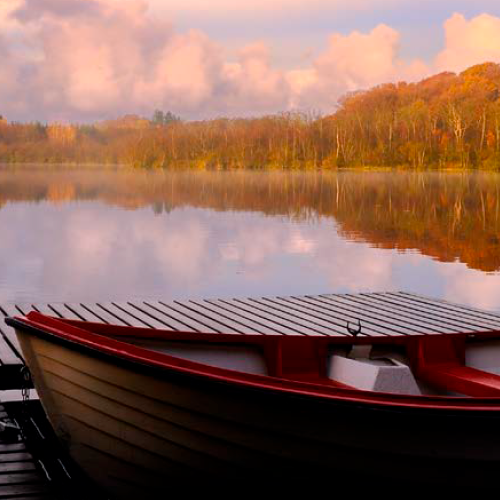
15,329 -> 500,497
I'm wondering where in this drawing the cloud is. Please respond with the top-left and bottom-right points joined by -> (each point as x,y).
1,0 -> 290,120
439,263 -> 500,312
0,0 -> 22,28
11,0 -> 186,119
314,241 -> 396,293
435,13 -> 500,73
222,43 -> 290,114
0,1 -> 499,121
0,1 -> 23,112
288,24 -> 429,110
0,202 -> 214,303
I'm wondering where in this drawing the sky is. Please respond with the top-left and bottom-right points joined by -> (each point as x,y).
1,0 -> 500,122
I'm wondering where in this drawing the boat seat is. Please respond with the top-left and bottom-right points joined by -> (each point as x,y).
413,335 -> 500,397
418,365 -> 500,397
327,354 -> 422,395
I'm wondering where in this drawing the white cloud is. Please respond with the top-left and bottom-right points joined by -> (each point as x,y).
435,13 -> 500,73
285,230 -> 316,254
0,0 -> 22,29
0,1 -> 499,121
440,263 -> 500,312
130,214 -> 209,280
0,1 -> 23,114
316,242 -> 395,292
288,24 -> 429,110
222,43 -> 289,114
2,0 -> 291,119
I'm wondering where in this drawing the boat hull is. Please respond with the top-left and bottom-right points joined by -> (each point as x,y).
15,328 -> 500,496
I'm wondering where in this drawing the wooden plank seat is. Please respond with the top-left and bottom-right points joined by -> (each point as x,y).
413,335 -> 500,397
418,365 -> 500,397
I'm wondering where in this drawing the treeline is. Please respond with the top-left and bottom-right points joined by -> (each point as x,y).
1,62 -> 500,169
331,62 -> 500,169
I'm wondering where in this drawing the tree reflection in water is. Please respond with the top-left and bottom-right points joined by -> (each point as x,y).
1,168 -> 498,272
0,167 -> 499,310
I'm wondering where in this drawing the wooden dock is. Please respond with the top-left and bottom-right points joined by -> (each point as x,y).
0,290 -> 499,498
2,292 -> 500,368
0,400 -> 107,500
0,406 -> 54,500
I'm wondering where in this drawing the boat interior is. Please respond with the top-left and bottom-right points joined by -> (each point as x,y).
126,335 -> 500,397
19,312 -> 500,398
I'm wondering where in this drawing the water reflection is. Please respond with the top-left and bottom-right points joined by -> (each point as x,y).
0,167 -> 499,311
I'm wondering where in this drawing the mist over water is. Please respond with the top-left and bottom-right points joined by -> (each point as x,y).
0,167 -> 499,312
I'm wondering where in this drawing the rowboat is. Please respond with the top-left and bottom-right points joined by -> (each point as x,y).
6,311 -> 500,495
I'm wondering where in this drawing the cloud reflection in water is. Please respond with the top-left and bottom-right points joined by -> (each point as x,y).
0,169 -> 499,313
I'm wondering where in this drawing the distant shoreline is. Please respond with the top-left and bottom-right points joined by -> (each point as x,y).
1,62 -> 500,171
0,162 -> 499,172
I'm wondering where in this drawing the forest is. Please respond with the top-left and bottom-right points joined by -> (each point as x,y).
1,62 -> 500,169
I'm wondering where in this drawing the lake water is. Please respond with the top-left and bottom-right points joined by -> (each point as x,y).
1,166 -> 499,312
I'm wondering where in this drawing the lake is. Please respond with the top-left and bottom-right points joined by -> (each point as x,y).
1,166 -> 499,311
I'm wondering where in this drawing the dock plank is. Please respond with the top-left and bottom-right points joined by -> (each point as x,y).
386,293 -> 500,331
204,299 -> 303,336
0,324 -> 22,366
277,296 -> 408,336
170,300 -> 252,334
95,303 -> 145,327
301,295 -> 428,335
10,496 -> 53,500
0,483 -> 52,497
8,305 -> 35,317
0,453 -> 33,464
0,444 -> 26,454
394,292 -> 500,329
142,302 -> 211,332
30,304 -> 63,318
56,303 -> 101,322
0,305 -> 25,361
358,293 -> 488,333
79,303 -> 131,326
304,295 -> 438,335
231,297 -> 345,336
0,402 -> 106,499
111,302 -> 168,329
321,294 -> 452,334
126,302 -> 180,330
403,291 -> 500,319
0,462 -> 37,474
0,472 -> 43,485
192,299 -> 290,335
157,300 -> 236,333
258,297 -> 380,337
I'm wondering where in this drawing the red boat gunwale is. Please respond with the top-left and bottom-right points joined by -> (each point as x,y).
8,311 -> 500,412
